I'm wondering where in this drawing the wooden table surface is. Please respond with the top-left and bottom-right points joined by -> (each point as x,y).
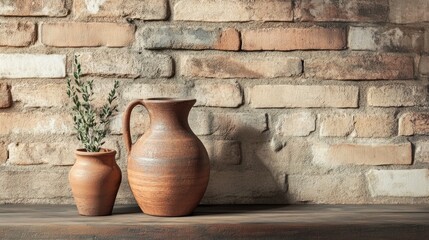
1,204 -> 429,239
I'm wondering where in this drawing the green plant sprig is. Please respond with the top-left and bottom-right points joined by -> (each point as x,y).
66,56 -> 119,152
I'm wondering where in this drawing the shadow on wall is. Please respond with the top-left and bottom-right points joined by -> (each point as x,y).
199,114 -> 289,205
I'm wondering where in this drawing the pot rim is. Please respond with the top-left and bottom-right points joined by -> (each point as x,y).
142,97 -> 196,104
75,148 -> 116,157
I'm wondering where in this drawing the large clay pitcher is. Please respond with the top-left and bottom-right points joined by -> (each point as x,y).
123,98 -> 210,217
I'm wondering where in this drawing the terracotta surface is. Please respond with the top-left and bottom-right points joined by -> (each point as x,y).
69,148 -> 121,216
123,98 -> 210,216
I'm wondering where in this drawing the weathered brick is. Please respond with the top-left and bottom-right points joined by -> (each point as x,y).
122,83 -> 187,101
0,0 -> 67,17
420,56 -> 429,75
354,114 -> 395,138
181,55 -> 302,79
78,51 -> 173,78
174,0 -> 293,22
389,0 -> 429,23
193,82 -> 243,108
276,112 -> 316,137
366,169 -> 429,197
0,170 -> 71,202
368,85 -> 427,107
110,112 -> 149,136
349,26 -> 424,52
313,143 -> 412,166
0,83 -> 11,108
242,27 -> 346,51
425,29 -> 429,53
41,22 -> 135,47
415,141 -> 429,163
399,112 -> 429,136
306,53 -> 414,80
0,141 -> 6,165
7,140 -> 119,166
211,112 -> 267,137
141,26 -> 239,51
0,113 -> 72,135
294,0 -> 389,22
73,0 -> 167,20
0,54 -> 65,79
250,85 -> 359,108
12,83 -> 66,108
0,22 -> 36,47
319,113 -> 354,137
189,111 -> 213,136
201,140 -> 241,165
288,174 -> 366,203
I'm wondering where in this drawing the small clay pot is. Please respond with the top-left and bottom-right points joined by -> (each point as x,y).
69,148 -> 121,216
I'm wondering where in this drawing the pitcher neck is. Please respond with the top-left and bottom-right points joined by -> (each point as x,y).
143,98 -> 196,131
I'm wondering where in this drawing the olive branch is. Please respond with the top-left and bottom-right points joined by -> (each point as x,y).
66,56 -> 119,152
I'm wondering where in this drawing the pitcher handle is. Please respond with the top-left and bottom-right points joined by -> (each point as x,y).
122,99 -> 145,154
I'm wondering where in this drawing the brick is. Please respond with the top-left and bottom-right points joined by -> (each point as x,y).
7,140 -> 119,166
181,55 -> 302,79
122,84 -> 187,101
349,26 -> 424,52
425,29 -> 429,53
0,113 -> 72,135
0,170 -> 71,202
312,143 -> 412,166
415,141 -> 429,163
211,112 -> 267,137
420,56 -> 429,75
294,0 -> 389,22
0,83 -> 11,108
78,51 -> 173,78
0,22 -> 36,47
288,174 -> 366,204
189,111 -> 213,136
174,0 -> 293,22
306,53 -> 414,80
0,54 -> 65,79
389,0 -> 429,24
12,83 -> 66,108
250,85 -> 358,108
201,140 -> 241,166
0,0 -> 67,17
0,142 -> 6,165
73,0 -> 167,20
41,22 -> 135,47
399,112 -> 429,136
242,27 -> 346,51
110,112 -> 148,136
276,112 -> 316,137
193,82 -> 243,107
141,26 -> 239,51
354,114 -> 395,138
319,113 -> 354,137
366,169 -> 429,197
368,85 -> 427,107
203,170 -> 281,204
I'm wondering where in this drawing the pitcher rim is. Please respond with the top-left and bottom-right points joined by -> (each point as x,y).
142,97 -> 196,104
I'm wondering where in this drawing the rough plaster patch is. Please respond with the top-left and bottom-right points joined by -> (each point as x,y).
85,0 -> 107,14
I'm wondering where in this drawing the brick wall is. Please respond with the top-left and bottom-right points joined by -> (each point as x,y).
0,0 -> 428,204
